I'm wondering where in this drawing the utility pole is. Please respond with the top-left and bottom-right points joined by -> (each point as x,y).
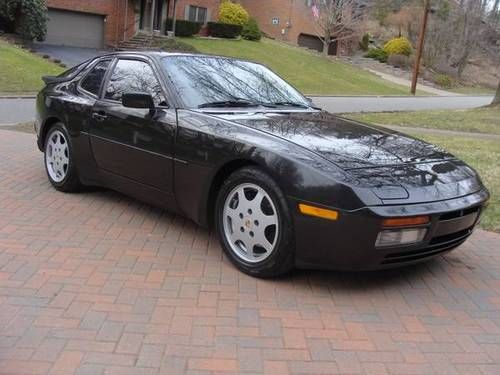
411,0 -> 430,95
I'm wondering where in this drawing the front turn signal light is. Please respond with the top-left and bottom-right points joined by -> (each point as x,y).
298,203 -> 339,221
382,215 -> 430,227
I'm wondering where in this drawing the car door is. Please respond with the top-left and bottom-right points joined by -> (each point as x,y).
88,57 -> 177,194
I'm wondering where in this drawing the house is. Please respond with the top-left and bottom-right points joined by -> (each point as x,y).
43,0 -> 345,55
239,0 -> 364,55
44,0 -> 221,49
240,0 -> 338,54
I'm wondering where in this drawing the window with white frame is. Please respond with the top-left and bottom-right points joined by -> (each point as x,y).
188,5 -> 208,23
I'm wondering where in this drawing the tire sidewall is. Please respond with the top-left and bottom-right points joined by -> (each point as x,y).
44,123 -> 75,189
215,167 -> 294,277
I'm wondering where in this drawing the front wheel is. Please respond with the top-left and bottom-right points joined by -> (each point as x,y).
215,167 -> 294,277
44,123 -> 82,192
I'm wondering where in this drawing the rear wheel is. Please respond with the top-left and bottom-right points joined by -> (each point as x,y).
215,167 -> 294,277
44,123 -> 81,192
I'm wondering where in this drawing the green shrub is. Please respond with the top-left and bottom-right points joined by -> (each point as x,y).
387,54 -> 410,68
153,38 -> 198,53
365,48 -> 388,63
218,1 -> 249,26
0,0 -> 47,41
383,37 -> 412,57
165,19 -> 202,37
241,18 -> 261,41
433,73 -> 455,89
359,33 -> 370,51
207,22 -> 242,38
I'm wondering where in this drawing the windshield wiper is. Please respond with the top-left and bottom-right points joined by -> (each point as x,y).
271,101 -> 311,108
198,99 -> 259,108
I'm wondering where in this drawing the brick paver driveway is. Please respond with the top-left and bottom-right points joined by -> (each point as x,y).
1,129 -> 499,375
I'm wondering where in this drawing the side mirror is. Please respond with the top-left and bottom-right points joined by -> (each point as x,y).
305,97 -> 314,105
122,92 -> 155,109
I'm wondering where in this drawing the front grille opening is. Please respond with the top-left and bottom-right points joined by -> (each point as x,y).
439,206 -> 480,221
382,227 -> 473,265
429,227 -> 472,245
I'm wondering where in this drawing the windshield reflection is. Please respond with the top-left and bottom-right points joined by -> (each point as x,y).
162,56 -> 309,108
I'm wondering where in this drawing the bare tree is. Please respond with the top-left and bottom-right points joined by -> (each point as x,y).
491,0 -> 500,25
311,0 -> 363,56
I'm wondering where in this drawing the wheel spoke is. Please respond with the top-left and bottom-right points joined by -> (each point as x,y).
253,228 -> 273,252
259,214 -> 277,228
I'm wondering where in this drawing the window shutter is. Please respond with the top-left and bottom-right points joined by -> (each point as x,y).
184,5 -> 190,20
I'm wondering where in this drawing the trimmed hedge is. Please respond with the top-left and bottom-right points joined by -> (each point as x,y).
165,19 -> 202,37
241,18 -> 261,41
207,22 -> 242,38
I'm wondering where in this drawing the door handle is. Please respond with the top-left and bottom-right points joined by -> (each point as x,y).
92,111 -> 108,121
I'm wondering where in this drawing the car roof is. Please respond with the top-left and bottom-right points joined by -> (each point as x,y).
95,50 -> 258,65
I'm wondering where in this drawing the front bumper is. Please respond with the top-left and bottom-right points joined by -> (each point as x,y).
292,189 -> 489,271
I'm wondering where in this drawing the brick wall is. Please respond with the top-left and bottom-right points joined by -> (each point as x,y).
170,0 -> 222,22
240,0 -> 317,44
47,0 -> 136,47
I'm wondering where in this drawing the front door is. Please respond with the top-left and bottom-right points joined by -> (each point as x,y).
89,58 -> 176,193
139,0 -> 164,32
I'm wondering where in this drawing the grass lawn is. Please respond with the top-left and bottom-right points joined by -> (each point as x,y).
408,133 -> 499,232
0,39 -> 63,94
181,37 -> 415,96
347,107 -> 500,135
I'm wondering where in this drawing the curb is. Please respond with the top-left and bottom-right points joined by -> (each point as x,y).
0,95 -> 37,99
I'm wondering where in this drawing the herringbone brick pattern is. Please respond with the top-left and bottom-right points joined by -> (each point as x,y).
1,130 -> 499,374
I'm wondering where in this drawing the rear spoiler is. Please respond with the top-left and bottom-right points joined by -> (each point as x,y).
42,75 -> 68,84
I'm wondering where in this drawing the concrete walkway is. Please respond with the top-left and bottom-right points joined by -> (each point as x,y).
367,69 -> 459,97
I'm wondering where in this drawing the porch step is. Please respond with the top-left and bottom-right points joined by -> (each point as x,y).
116,33 -> 156,51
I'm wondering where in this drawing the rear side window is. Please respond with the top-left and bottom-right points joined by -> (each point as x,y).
80,59 -> 111,96
57,60 -> 89,79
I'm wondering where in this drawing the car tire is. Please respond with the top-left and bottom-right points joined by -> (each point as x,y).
44,123 -> 82,192
215,166 -> 295,278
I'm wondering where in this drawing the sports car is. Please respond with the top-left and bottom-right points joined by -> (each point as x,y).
35,52 -> 489,277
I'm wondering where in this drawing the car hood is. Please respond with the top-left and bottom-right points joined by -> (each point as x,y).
216,110 -> 483,202
219,110 -> 452,170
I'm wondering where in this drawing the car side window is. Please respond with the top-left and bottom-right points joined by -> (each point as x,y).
80,59 -> 111,96
104,59 -> 167,106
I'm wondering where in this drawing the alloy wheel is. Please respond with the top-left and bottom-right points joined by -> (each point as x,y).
45,130 -> 69,183
222,183 -> 279,263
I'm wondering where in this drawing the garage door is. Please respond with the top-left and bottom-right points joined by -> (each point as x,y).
298,34 -> 337,56
45,9 -> 105,48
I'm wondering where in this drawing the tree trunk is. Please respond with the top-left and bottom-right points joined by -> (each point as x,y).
492,80 -> 500,106
322,34 -> 331,56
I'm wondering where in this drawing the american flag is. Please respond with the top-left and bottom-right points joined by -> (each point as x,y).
312,4 -> 320,19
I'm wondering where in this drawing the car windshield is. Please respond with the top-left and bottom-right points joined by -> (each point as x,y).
161,56 -> 310,109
